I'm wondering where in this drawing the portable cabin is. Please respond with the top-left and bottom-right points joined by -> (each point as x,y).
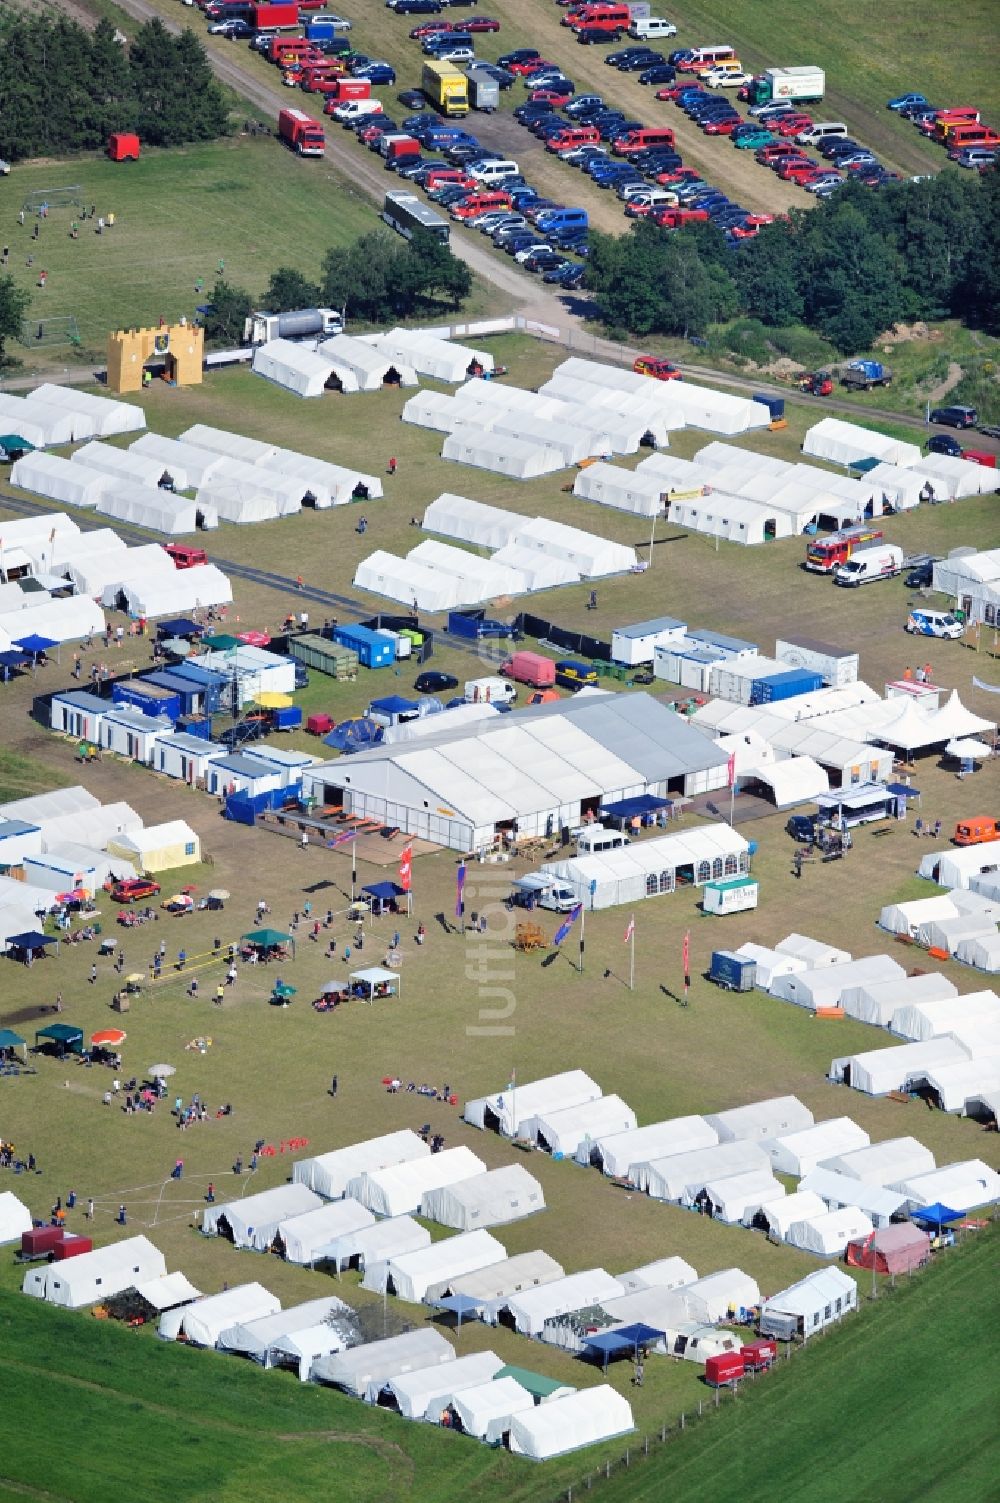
112,678 -> 183,724
98,707 -> 174,763
332,624 -> 395,670
167,661 -> 231,714
0,818 -> 43,868
49,690 -> 108,744
152,732 -> 226,785
205,754 -> 284,799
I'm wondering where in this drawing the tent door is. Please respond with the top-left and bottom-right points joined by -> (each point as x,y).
764,517 -> 778,541
383,366 -> 402,387
324,371 -> 344,393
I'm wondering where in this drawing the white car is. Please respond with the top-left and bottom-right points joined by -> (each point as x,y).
323,14 -> 352,29
704,68 -> 752,88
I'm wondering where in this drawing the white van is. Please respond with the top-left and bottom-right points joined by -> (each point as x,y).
575,825 -> 630,855
468,158 -> 520,185
627,16 -> 677,39
905,608 -> 965,640
465,676 -> 517,705
511,876 -> 578,913
332,98 -> 384,124
796,121 -> 848,145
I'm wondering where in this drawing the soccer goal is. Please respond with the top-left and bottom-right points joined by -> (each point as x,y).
21,185 -> 84,214
19,316 -> 83,348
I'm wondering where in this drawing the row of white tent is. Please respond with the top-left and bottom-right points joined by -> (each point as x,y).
933,548 -> 1000,625
0,385 -> 144,447
354,539 -> 530,613
917,845 -> 1000,893
542,357 -> 772,438
804,417 -> 995,497
255,327 -> 498,402
420,491 -> 637,583
880,890 -> 1000,973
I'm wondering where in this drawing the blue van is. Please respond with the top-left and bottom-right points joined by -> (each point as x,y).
535,207 -> 589,234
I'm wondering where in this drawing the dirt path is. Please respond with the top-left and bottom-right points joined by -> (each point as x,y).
927,359 -> 963,403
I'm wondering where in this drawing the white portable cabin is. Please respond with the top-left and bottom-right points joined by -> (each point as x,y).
252,338 -> 344,398
313,1330 -> 454,1400
752,1190 -> 828,1241
32,385 -> 144,437
580,1115 -> 718,1176
508,1386 -> 634,1460
70,441 -> 166,490
217,1296 -> 349,1366
386,1350 -> 504,1421
442,429 -> 566,479
293,1130 -> 430,1200
97,485 -> 217,535
10,451 -> 114,509
528,1095 -> 637,1159
128,433 -> 230,491
449,1376 -> 535,1442
770,955 -> 905,1011
704,1095 -> 814,1144
764,1118 -> 870,1177
277,1199 -> 376,1265
23,843 -> 126,894
841,972 -> 958,1027
317,334 -> 417,392
428,1250 -> 565,1312
499,1269 -> 625,1338
763,1267 -> 857,1338
22,1236 -> 166,1308
640,1141 -> 770,1203
98,708 -> 174,763
0,1192 -> 32,1245
891,1158 -> 1000,1212
347,1146 -> 487,1218
324,1214 -> 430,1274
829,1037 -> 971,1095
820,1137 -> 937,1186
803,417 -> 921,468
152,733 -> 226,786
160,1282 -> 280,1346
49,691 -> 109,744
420,1165 -> 545,1231
702,1169 -> 784,1225
464,1070 -> 603,1138
201,1183 -> 322,1251
798,1168 -> 907,1229
572,462 -> 667,518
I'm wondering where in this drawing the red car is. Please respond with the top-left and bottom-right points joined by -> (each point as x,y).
529,87 -> 574,105
111,878 -> 162,904
742,211 -> 774,226
410,20 -> 452,36
634,354 -> 682,379
729,223 -> 759,239
778,160 -> 821,181
702,116 -> 740,135
508,56 -> 555,75
655,84 -> 686,101
774,114 -> 812,137
655,166 -> 701,184
464,15 -> 501,30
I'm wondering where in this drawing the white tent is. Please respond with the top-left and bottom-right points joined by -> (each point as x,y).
742,755 -> 829,807
920,1058 -> 1000,1114
449,1376 -> 535,1442
918,845 -> 1000,892
702,1168 -> 784,1224
890,990 -> 1000,1043
363,1228 -> 506,1303
803,417 -> 922,468
270,1323 -> 350,1383
877,895 -> 961,940
252,338 -> 345,398
324,1215 -> 430,1273
770,955 -> 905,1011
347,1146 -> 486,1218
764,1267 -> 857,1338
529,1095 -> 637,1158
775,934 -> 852,968
277,1199 -> 376,1264
674,492 -> 797,546
420,1166 -> 545,1231
0,594 -> 104,646
640,1141 -> 769,1203
32,385 -> 144,437
353,550 -> 464,613
442,429 -> 566,479
514,516 -> 637,578
959,933 -> 1000,972
581,1115 -> 718,1176
542,825 -> 750,911
421,493 -> 522,550
201,1183 -> 322,1251
120,565 -> 232,619
489,543 -> 581,590
39,799 -> 141,851
923,914 -> 997,956
682,1268 -> 761,1323
97,485 -> 217,535
492,412 -> 609,468
829,1037 -> 971,1095
218,1296 -> 349,1365
179,423 -> 277,466
402,390 -> 467,433
23,1236 -> 166,1308
765,1118 -> 870,1178
788,1207 -> 873,1256
891,1159 -> 1000,1212
841,972 -> 958,1028
732,943 -> 808,992
0,393 -> 84,445
364,327 -> 492,383
258,448 -> 382,506
318,334 -> 418,391
821,1137 -> 937,1186
465,1070 -> 602,1138
704,1096 -> 814,1144
798,1168 -> 908,1228
197,458 -> 304,523
70,441 -> 166,490
314,1330 -> 454,1399
753,1190 -> 828,1240
573,462 -> 667,518
508,1386 -> 633,1460
65,541 -> 163,599
129,433 -> 229,490
617,1257 -> 698,1294
0,1192 -> 32,1244
406,539 -> 528,600
428,1250 -> 565,1311
11,451 -> 113,509
386,1350 -> 504,1421
916,454 -> 998,498
293,1130 -> 429,1200
160,1282 -> 280,1346
499,1269 -> 625,1337
132,1271 -> 202,1313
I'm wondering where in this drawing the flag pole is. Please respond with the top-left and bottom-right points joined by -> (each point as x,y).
351,839 -> 357,902
579,905 -> 585,974
629,924 -> 635,991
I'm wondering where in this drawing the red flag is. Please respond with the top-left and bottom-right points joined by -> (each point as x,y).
682,930 -> 690,975
624,915 -> 635,944
727,751 -> 736,787
398,842 -> 413,893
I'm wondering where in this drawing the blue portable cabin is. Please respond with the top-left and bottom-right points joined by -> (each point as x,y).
141,670 -> 203,718
160,661 -> 230,715
206,753 -> 284,800
749,668 -> 823,706
333,624 -> 396,669
112,679 -> 183,723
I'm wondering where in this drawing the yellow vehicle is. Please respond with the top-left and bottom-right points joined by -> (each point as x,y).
421,59 -> 469,116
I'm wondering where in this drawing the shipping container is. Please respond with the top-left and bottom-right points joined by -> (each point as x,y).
704,879 -> 759,916
52,1234 -> 94,1261
748,667 -> 823,705
709,950 -> 757,991
112,679 -> 183,722
288,632 -> 359,678
333,623 -> 396,669
21,1226 -> 64,1259
774,636 -> 859,688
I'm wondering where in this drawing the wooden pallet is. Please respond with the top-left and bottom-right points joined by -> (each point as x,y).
515,922 -> 546,953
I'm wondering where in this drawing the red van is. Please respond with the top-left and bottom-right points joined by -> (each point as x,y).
451,190 -> 513,220
613,126 -> 675,155
566,2 -> 631,30
547,125 -> 601,152
164,544 -> 208,569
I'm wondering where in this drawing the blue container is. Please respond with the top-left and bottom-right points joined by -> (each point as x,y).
142,670 -> 201,717
270,705 -> 303,731
749,668 -> 822,706
709,950 -> 756,992
112,681 -> 181,722
333,624 -> 396,669
752,393 -> 785,420
176,715 -> 213,741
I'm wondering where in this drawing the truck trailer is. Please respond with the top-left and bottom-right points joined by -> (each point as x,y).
421,59 -> 470,116
243,306 -> 344,345
840,360 -> 893,391
277,107 -> 325,156
252,2 -> 300,31
745,66 -> 825,108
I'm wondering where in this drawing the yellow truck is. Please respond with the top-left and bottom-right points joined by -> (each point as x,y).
421,59 -> 469,116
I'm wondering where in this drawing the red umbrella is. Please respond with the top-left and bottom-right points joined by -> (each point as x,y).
238,630 -> 271,647
92,1028 -> 127,1047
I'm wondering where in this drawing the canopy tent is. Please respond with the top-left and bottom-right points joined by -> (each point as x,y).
10,451 -> 113,509
680,1268 -> 761,1324
252,338 -> 347,398
70,441 -> 166,490
258,447 -> 382,506
442,429 -> 566,480
640,1141 -> 770,1203
420,1165 -> 545,1231
847,1222 -> 931,1274
829,1037 -> 971,1095
770,955 -> 906,1012
277,1199 -> 376,1265
498,1269 -> 625,1337
528,1095 -> 637,1159
347,1146 -> 487,1218
119,566 -> 232,620
97,485 -> 217,535
465,1070 -> 602,1139
541,824 -> 750,911
129,433 -> 230,490
763,1268 -> 857,1338
788,1206 -> 874,1257
701,1168 -> 784,1224
293,1131 -> 430,1200
741,755 -> 829,807
314,1330 -> 454,1400
922,690 -> 995,744
579,1114 -> 718,1176
23,1236 -> 165,1308
891,1159 -> 1000,1212
0,393 -> 84,445
841,972 -> 958,1028
201,1183 -> 322,1251
323,1214 -> 430,1273
449,1375 -> 535,1442
217,1295 -> 350,1365
386,1350 -> 504,1421
354,550 -> 465,614
317,334 -> 418,391
131,1271 -> 202,1313
0,1191 -> 32,1244
573,462 -> 668,518
421,493 -> 522,551
406,539 -> 528,600
704,1095 -> 814,1144
427,1250 -> 565,1311
798,1168 -> 907,1228
32,385 -> 144,437
160,1282 -> 280,1346
803,417 -> 922,469
752,1190 -> 828,1241
764,1118 -> 870,1178
363,327 -> 492,383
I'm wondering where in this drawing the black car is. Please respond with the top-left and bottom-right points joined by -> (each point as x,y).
786,814 -> 816,844
617,51 -> 665,71
577,26 -> 621,42
415,670 -> 459,693
499,47 -> 539,66
565,93 -> 604,116
398,89 -> 427,109
904,557 -> 939,588
605,47 -> 649,66
929,405 -> 977,429
472,61 -> 514,87
395,0 -> 442,10
639,64 -> 675,84
221,719 -> 267,749
927,433 -> 963,457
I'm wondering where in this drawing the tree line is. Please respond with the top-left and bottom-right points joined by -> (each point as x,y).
586,171 -> 1000,353
204,230 -> 473,344
0,15 -> 230,161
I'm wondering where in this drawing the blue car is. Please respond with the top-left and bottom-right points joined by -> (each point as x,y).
354,63 -> 396,84
887,92 -> 927,111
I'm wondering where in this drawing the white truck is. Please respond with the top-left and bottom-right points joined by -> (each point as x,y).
242,307 -> 343,346
745,66 -> 825,109
465,676 -> 516,705
510,875 -> 578,912
834,543 -> 904,588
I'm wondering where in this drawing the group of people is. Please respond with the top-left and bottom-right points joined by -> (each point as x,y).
903,663 -> 933,684
1,1141 -> 36,1173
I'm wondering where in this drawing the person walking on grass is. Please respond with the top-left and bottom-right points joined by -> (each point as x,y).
330,1074 -> 338,1099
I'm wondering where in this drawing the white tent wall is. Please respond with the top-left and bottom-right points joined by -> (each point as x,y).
573,463 -> 667,518
798,1168 -> 907,1228
421,493 -> 523,550
788,1207 -> 873,1256
841,972 -> 958,1027
278,1200 -> 376,1264
450,1376 -> 535,1442
803,417 -> 922,468
490,543 -> 581,589
197,458 -> 304,522
877,895 -> 960,940
387,1350 -> 504,1421
406,539 -> 528,599
258,449 -> 382,506
890,1159 -> 1000,1213
363,1229 -> 506,1303
0,595 -> 105,646
917,455 -> 997,498
641,1141 -> 770,1203
313,1330 -> 455,1399
129,434 -> 229,490
763,1267 -> 857,1337
122,565 -> 233,619
959,934 -> 1000,972
542,825 -> 750,911
508,1386 -> 634,1459
325,1216 -> 431,1273
441,430 -> 566,480
429,1250 -> 565,1309
179,424 -> 278,466
705,1095 -> 814,1143
529,1096 -> 637,1158
24,1236 -> 166,1308
354,551 -> 464,613
161,1283 -> 280,1346
0,1192 -> 32,1244
91,546 -> 179,604
918,846 -> 1000,891
0,393 -> 86,445
420,1165 -> 545,1231
618,1256 -> 698,1294
775,934 -> 852,968
202,1184 -> 323,1250
464,1070 -> 603,1137
32,385 -> 145,437
70,442 -> 167,490
318,334 -> 418,390
670,494 -> 795,546
499,1269 -> 625,1337
369,327 -> 493,381
348,1146 -> 487,1217
492,412 -> 609,468
218,1296 -> 349,1364
764,1118 -> 870,1177
828,1038 -> 971,1095
252,339 -> 342,399
770,955 -> 906,1011
583,1115 -> 718,1176
10,452 -> 114,510
402,390 -> 467,433
703,1169 -> 783,1224
753,1190 -> 828,1240
293,1130 -> 430,1199
97,485 -> 217,535
732,944 -> 808,992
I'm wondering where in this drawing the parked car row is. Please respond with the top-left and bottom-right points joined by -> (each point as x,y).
888,93 -> 997,171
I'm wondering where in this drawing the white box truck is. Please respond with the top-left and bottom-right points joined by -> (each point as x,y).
745,66 -> 825,109
465,676 -> 516,705
834,543 -> 904,587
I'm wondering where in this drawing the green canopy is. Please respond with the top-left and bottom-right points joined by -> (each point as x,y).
242,928 -> 292,948
495,1365 -> 568,1400
35,1023 -> 84,1052
203,634 -> 241,652
0,1028 -> 26,1049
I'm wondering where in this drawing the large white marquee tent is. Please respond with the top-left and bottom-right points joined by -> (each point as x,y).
362,1228 -> 506,1303
582,1115 -> 719,1176
362,327 -> 492,383
70,441 -> 166,490
347,1146 -> 486,1217
293,1130 -> 430,1200
129,433 -> 229,490
803,417 -> 922,468
252,338 -> 347,398
442,429 -> 566,479
31,384 -> 145,437
508,1386 -> 634,1460
465,1069 -> 602,1139
541,824 -> 750,910
10,451 -> 113,510
420,1165 -> 545,1230
97,485 -> 217,535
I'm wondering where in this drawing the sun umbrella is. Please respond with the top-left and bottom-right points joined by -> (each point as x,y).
159,637 -> 192,657
273,982 -> 296,999
255,691 -> 293,709
149,1063 -> 175,1078
163,893 -> 194,910
92,1028 -> 127,1047
126,973 -> 144,985
208,889 -> 230,901
945,737 -> 992,760
56,888 -> 89,905
238,630 -> 271,647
